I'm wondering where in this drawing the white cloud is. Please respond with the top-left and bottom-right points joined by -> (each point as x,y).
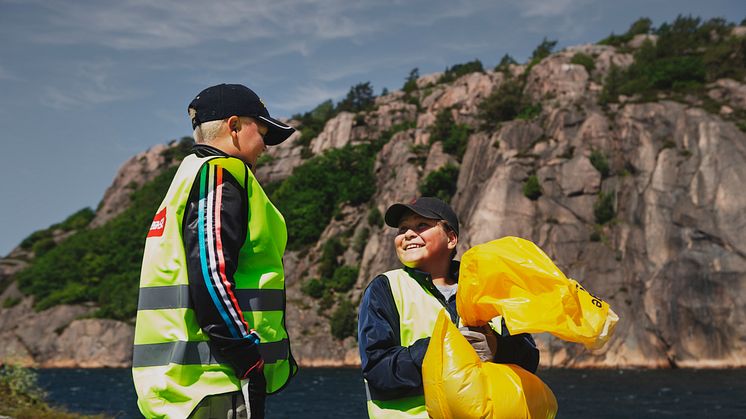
396,0 -> 496,26
43,87 -> 83,109
194,40 -> 315,74
437,40 -> 493,55
11,0 -> 508,54
518,0 -> 591,18
40,60 -> 144,109
18,0 -> 386,51
311,49 -> 434,83
30,0 -> 266,49
42,85 -> 141,110
313,58 -> 388,83
508,0 -> 601,42
271,83 -> 347,115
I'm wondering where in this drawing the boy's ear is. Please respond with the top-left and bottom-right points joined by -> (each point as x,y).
446,230 -> 458,250
227,115 -> 241,132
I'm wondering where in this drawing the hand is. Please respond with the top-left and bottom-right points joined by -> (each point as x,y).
204,326 -> 263,379
459,326 -> 497,362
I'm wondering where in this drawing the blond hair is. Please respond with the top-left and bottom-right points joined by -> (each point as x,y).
192,119 -> 228,144
191,114 -> 263,144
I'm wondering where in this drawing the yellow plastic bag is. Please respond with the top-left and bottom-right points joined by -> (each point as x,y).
423,310 -> 558,419
457,236 -> 618,349
422,236 -> 619,418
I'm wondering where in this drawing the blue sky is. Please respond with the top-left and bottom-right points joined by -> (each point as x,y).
0,0 -> 743,256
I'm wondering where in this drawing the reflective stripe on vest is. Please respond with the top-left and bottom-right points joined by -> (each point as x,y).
133,154 -> 297,419
132,339 -> 290,367
365,269 -> 448,419
137,285 -> 286,312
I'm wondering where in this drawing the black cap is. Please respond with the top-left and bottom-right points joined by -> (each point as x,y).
188,83 -> 295,145
384,197 -> 459,236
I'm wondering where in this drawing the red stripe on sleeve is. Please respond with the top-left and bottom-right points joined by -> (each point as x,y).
214,165 -> 250,333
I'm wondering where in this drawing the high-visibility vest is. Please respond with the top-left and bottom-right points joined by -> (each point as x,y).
132,154 -> 296,419
365,269 -> 448,419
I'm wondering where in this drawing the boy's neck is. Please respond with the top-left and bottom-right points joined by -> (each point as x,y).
431,274 -> 456,287
413,261 -> 455,286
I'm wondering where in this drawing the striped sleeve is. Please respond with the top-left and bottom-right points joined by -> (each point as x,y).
184,161 -> 250,339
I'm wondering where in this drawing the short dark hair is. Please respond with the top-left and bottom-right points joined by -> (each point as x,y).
438,220 -> 458,260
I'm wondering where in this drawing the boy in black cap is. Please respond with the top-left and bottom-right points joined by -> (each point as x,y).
357,197 -> 539,418
133,83 -> 297,419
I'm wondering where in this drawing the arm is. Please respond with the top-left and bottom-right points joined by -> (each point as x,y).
459,324 -> 539,373
494,332 -> 540,373
184,160 -> 262,379
358,276 -> 430,400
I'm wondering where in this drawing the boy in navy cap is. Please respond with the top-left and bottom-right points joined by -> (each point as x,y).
357,197 -> 539,418
133,84 -> 297,419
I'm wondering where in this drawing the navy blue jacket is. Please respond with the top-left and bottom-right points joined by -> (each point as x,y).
358,264 -> 540,401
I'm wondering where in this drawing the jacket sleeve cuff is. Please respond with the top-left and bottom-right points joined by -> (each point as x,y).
204,326 -> 263,379
409,337 -> 431,370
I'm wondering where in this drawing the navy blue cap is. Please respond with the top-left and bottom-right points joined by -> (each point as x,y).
384,197 -> 460,236
188,83 -> 295,145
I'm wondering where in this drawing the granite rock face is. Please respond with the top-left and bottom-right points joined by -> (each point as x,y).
282,204 -> 367,367
2,43 -> 745,369
450,99 -> 746,368
0,293 -> 133,368
90,143 -> 173,227
310,112 -> 355,155
54,319 -> 134,368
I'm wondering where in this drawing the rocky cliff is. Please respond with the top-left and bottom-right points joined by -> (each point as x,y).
2,30 -> 745,369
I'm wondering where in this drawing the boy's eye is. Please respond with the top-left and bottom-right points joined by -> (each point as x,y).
397,221 -> 434,235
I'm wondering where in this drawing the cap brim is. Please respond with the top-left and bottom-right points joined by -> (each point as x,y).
257,115 -> 295,145
384,203 -> 441,228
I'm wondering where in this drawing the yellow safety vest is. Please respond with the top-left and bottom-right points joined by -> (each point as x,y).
365,268 -> 448,419
132,154 -> 296,419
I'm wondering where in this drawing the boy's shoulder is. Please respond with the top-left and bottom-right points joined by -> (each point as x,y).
187,152 -> 249,186
366,273 -> 391,290
362,272 -> 397,301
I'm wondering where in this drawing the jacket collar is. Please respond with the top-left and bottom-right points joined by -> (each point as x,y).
193,144 -> 229,158
192,144 -> 253,170
402,259 -> 460,283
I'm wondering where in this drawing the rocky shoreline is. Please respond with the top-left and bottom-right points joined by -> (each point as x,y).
2,291 -> 743,369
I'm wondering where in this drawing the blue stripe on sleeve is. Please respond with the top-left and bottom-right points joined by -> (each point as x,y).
198,165 -> 240,338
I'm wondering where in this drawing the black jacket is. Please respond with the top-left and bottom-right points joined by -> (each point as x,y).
357,264 -> 540,401
182,144 -> 262,379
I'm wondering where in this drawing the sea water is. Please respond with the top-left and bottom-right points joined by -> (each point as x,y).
37,368 -> 746,418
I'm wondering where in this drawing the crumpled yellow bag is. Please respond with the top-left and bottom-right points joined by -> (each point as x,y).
423,236 -> 619,418
457,236 -> 618,349
423,310 -> 558,419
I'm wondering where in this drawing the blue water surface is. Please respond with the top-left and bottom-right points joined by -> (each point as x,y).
37,367 -> 746,418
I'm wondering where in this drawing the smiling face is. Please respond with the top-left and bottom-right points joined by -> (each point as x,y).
394,211 -> 457,273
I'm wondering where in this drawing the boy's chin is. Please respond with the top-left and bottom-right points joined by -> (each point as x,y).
397,249 -> 426,268
399,258 -> 421,269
